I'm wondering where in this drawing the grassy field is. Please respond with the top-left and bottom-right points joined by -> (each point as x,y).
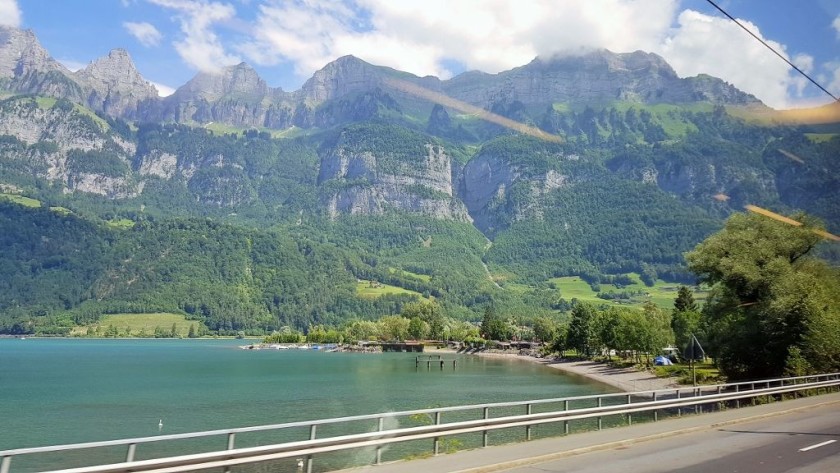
388,267 -> 432,282
355,280 -> 425,299
549,273 -> 705,309
106,218 -> 135,229
71,313 -> 203,337
0,193 -> 41,207
805,133 -> 837,143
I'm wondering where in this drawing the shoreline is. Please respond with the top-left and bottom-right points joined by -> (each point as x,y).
436,348 -> 681,393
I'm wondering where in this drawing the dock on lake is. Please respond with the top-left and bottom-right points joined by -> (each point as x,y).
416,354 -> 457,370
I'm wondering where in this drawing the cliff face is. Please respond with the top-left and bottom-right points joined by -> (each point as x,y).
0,96 -> 138,197
73,49 -> 159,118
318,132 -> 470,221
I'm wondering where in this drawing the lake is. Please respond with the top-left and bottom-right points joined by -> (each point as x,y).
0,339 -> 615,471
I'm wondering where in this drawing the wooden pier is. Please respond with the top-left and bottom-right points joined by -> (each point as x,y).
416,354 -> 457,370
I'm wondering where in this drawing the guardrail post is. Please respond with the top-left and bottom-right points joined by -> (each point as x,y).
564,400 -> 569,435
597,397 -> 602,430
308,424 -> 317,473
483,407 -> 489,447
223,433 -> 236,473
676,389 -> 681,417
735,384 -> 740,408
626,394 -> 632,425
126,443 -> 136,462
751,383 -> 755,406
652,392 -> 658,422
2,455 -> 11,473
375,417 -> 384,464
434,411 -> 441,455
525,404 -> 532,440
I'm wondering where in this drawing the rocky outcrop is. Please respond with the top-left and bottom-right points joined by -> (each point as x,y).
0,97 -> 110,150
300,55 -> 389,103
74,49 -> 159,118
66,173 -> 138,198
319,141 -> 470,221
136,150 -> 178,179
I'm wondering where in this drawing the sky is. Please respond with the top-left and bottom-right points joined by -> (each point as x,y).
2,0 -> 839,109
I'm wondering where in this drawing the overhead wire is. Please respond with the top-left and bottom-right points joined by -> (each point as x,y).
705,0 -> 839,102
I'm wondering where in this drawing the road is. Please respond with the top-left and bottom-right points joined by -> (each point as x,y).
334,392 -> 840,473
502,401 -> 840,473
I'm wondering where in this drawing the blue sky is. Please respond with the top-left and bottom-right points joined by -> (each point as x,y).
3,0 -> 839,109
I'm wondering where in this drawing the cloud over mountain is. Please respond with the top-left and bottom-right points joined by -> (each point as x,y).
0,0 -> 21,27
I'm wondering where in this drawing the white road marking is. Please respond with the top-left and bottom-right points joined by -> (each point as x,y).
799,440 -> 837,452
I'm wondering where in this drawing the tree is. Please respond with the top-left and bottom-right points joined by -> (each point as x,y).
671,309 -> 701,351
532,316 -> 558,344
480,305 -> 512,341
401,301 -> 445,340
686,212 -> 840,380
379,315 -> 410,341
407,317 -> 429,340
594,307 -> 623,359
188,323 -> 197,338
566,303 -> 597,357
673,286 -> 698,313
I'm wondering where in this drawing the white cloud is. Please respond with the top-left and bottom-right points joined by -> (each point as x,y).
147,0 -> 240,72
656,10 -> 796,108
145,0 -> 821,108
0,0 -> 21,27
150,81 -> 176,96
124,21 -> 163,47
240,1 -> 678,83
833,15 -> 840,39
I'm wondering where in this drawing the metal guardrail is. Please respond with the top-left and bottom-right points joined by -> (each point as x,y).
2,373 -> 839,473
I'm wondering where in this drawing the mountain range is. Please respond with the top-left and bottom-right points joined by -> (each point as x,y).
0,24 -> 837,335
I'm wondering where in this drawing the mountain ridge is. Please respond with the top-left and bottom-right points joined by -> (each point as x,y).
0,25 -> 764,131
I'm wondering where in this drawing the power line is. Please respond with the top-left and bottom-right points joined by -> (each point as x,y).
705,0 -> 839,102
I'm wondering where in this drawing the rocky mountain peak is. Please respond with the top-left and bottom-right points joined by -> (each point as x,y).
301,55 -> 386,103
75,48 -> 157,94
0,25 -> 67,79
73,48 -> 158,117
173,62 -> 269,103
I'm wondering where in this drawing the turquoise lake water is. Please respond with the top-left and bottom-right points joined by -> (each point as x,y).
0,339 -> 615,471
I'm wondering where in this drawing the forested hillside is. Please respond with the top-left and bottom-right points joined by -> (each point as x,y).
1,36 -> 838,335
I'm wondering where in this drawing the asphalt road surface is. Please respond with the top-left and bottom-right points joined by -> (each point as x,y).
335,392 -> 840,473
502,402 -> 840,473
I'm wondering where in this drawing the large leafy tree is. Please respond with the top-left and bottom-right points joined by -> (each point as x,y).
567,302 -> 598,356
686,212 -> 840,380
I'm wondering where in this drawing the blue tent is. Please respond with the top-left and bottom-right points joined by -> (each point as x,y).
654,355 -> 673,366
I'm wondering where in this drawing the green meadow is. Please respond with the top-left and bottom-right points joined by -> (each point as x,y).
355,280 -> 425,299
72,313 -> 203,337
549,273 -> 704,309
0,193 -> 41,208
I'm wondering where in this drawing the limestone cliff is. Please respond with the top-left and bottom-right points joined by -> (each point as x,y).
318,129 -> 470,221
74,49 -> 159,118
